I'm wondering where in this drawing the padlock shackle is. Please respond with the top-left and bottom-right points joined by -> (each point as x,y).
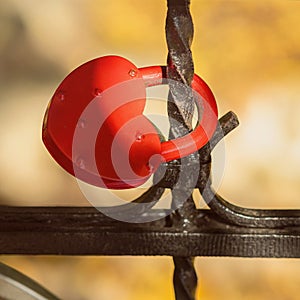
139,66 -> 218,162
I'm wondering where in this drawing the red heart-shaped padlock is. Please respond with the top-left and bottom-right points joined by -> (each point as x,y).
42,56 -> 218,189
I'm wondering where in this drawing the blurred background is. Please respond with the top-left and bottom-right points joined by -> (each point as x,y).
1,0 -> 300,299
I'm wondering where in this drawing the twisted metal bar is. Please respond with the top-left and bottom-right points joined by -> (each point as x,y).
166,0 -> 198,299
166,0 -> 194,130
173,257 -> 197,300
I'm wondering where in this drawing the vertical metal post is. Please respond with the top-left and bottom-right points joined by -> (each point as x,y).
166,0 -> 198,299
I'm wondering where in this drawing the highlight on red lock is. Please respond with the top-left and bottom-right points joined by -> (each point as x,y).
42,56 -> 225,223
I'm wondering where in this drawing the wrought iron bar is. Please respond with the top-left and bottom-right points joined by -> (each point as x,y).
0,205 -> 300,258
166,0 -> 198,299
1,1 -> 300,299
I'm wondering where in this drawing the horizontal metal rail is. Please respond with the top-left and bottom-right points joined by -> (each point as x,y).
0,206 -> 299,257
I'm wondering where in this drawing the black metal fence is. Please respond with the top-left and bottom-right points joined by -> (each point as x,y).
1,1 -> 300,299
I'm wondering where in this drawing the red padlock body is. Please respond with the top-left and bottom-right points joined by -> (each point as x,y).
43,56 -> 161,189
94,104 -> 162,188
